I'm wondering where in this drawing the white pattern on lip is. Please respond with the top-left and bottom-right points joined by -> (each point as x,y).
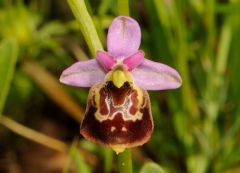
94,82 -> 144,122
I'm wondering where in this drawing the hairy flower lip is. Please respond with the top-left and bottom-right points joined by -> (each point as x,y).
80,80 -> 153,153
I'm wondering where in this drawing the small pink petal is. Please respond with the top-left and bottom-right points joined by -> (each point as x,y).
60,59 -> 105,87
132,59 -> 182,90
96,51 -> 116,70
107,16 -> 141,58
123,50 -> 144,70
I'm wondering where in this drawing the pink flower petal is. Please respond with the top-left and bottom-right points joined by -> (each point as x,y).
132,59 -> 182,90
107,16 -> 141,58
123,50 -> 144,70
96,51 -> 116,70
60,59 -> 105,87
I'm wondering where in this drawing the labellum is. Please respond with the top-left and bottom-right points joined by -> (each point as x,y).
80,67 -> 153,153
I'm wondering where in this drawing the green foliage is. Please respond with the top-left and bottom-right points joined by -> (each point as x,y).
0,38 -> 18,115
100,147 -> 113,173
69,145 -> 92,173
67,0 -> 103,56
140,162 -> 165,173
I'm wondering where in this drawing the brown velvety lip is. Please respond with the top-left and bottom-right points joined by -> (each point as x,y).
80,81 -> 153,151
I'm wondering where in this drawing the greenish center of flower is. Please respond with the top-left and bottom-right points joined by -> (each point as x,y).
110,69 -> 132,88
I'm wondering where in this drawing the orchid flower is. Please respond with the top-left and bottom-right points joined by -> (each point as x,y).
60,16 -> 182,153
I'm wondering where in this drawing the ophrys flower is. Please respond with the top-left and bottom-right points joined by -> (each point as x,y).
60,16 -> 182,153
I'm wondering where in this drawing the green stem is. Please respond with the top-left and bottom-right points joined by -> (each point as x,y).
118,149 -> 132,173
216,19 -> 231,87
206,0 -> 216,62
67,0 -> 103,56
118,0 -> 129,16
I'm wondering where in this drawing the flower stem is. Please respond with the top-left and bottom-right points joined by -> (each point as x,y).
118,0 -> 129,16
118,149 -> 132,173
67,0 -> 103,56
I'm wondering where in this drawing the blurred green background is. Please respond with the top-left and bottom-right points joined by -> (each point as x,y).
0,0 -> 240,173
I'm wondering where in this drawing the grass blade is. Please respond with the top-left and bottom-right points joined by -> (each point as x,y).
0,38 -> 18,115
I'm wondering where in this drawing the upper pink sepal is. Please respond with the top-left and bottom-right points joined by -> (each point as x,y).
132,59 -> 182,90
107,16 -> 141,58
123,50 -> 144,70
96,51 -> 116,70
60,59 -> 105,87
